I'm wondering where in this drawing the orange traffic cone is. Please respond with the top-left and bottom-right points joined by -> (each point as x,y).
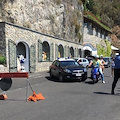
28,91 -> 45,102
27,79 -> 45,102
0,94 -> 7,100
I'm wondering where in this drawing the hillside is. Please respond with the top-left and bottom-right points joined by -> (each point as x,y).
84,0 -> 120,48
0,0 -> 84,43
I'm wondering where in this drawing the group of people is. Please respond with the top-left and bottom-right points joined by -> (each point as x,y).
88,52 -> 120,95
88,55 -> 105,84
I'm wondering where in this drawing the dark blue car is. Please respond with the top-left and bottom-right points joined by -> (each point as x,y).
49,58 -> 87,82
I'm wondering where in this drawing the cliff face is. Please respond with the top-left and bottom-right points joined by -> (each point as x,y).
111,26 -> 120,48
0,0 -> 83,43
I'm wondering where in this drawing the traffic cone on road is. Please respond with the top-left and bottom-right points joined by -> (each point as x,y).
27,80 -> 45,102
0,92 -> 7,100
28,91 -> 45,102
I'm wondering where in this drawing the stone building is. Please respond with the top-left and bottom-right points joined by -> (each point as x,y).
0,0 -> 85,72
0,22 -> 83,73
83,16 -> 111,57
0,0 -> 112,73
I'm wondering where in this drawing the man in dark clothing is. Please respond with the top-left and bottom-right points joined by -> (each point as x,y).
111,51 -> 120,95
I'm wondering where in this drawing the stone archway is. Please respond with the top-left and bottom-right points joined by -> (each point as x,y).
16,42 -> 29,72
83,44 -> 97,57
70,47 -> 74,58
84,50 -> 92,57
58,44 -> 64,58
42,41 -> 50,61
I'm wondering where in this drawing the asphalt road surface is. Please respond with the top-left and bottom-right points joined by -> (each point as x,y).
0,68 -> 120,120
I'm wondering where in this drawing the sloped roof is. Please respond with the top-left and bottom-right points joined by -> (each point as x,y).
111,45 -> 119,50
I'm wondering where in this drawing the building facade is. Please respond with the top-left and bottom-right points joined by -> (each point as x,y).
0,22 -> 83,72
0,0 -> 85,73
83,17 -> 111,57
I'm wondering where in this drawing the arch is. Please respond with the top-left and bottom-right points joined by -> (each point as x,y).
79,48 -> 82,57
58,44 -> 64,58
42,41 -> 50,61
83,44 -> 97,57
84,50 -> 92,57
83,45 -> 92,51
57,42 -> 64,47
16,42 -> 29,72
41,39 -> 51,45
70,47 -> 74,58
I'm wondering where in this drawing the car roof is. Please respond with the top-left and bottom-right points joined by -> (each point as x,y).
103,57 -> 111,59
75,58 -> 88,60
103,57 -> 111,58
76,58 -> 87,59
57,58 -> 75,61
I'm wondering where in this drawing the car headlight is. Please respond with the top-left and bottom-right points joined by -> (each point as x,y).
84,68 -> 87,72
64,69 -> 72,73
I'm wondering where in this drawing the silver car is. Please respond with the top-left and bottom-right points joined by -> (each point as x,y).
75,58 -> 89,67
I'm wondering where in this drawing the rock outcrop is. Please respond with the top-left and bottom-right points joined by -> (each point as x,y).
0,0 -> 83,43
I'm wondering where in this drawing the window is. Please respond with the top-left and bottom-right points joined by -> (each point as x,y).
83,59 -> 86,62
42,41 -> 50,61
58,44 -> 64,58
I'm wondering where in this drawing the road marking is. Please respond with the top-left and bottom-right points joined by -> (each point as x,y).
29,75 -> 44,79
32,76 -> 44,78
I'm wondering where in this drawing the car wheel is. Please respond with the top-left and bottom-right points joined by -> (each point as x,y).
82,77 -> 87,81
50,70 -> 54,78
79,78 -> 82,82
59,74 -> 64,82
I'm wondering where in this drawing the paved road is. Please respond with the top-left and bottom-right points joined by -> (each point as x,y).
0,68 -> 120,120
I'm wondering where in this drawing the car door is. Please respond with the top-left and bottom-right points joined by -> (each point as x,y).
83,59 -> 87,67
80,59 -> 84,67
54,61 -> 60,77
50,61 -> 57,76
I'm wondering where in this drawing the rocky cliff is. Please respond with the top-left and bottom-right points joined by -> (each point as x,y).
0,0 -> 83,43
111,26 -> 120,48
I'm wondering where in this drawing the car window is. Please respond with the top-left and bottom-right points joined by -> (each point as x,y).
55,61 -> 59,67
52,61 -> 56,65
103,58 -> 108,62
83,59 -> 86,62
60,61 -> 80,67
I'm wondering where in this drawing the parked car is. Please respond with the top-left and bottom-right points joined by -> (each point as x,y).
75,58 -> 89,67
49,58 -> 87,82
103,57 -> 111,68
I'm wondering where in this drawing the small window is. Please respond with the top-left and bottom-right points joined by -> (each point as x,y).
52,61 -> 56,65
55,61 -> 59,67
83,59 -> 86,62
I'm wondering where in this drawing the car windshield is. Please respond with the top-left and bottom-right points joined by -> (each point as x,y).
103,58 -> 109,62
60,61 -> 80,67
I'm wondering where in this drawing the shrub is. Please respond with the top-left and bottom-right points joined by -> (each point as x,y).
97,40 -> 111,57
0,56 -> 6,65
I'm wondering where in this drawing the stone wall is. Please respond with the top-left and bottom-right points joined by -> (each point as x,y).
0,22 -> 83,73
0,0 -> 84,44
0,23 -> 6,56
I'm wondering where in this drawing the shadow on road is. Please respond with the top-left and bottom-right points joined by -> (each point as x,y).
94,92 -> 111,95
84,77 -> 94,84
94,92 -> 120,96
45,76 -> 83,83
85,80 -> 94,84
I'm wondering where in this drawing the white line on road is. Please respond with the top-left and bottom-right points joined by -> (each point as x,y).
29,75 -> 44,79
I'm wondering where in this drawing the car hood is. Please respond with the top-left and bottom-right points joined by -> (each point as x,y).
62,65 -> 84,71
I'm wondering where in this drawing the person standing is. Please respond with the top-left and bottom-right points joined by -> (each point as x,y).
100,55 -> 105,73
111,57 -> 115,77
111,51 -> 120,94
